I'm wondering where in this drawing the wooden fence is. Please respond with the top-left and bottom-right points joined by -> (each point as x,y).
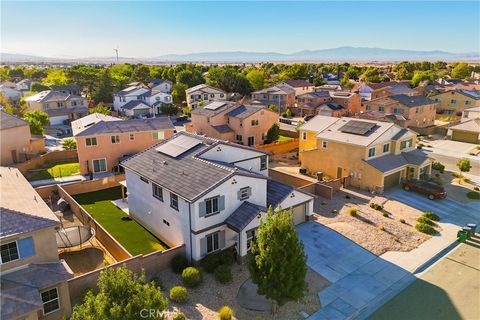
256,139 -> 299,154
15,149 -> 78,172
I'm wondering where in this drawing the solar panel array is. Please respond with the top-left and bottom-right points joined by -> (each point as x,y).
204,101 -> 227,110
339,120 -> 376,136
155,135 -> 202,157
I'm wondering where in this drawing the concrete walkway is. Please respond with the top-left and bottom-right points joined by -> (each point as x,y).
29,175 -> 86,187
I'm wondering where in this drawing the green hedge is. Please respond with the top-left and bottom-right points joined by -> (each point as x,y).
170,286 -> 188,304
415,223 -> 437,235
214,264 -> 232,284
182,267 -> 202,287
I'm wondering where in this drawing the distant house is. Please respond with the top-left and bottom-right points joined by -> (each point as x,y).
50,84 -> 82,96
113,84 -> 173,116
363,94 -> 437,128
0,84 -> 22,101
0,110 -> 45,165
148,79 -> 173,93
185,84 -> 226,109
315,84 -> 343,92
323,73 -> 340,85
189,101 -> 279,146
121,132 -> 314,263
25,90 -> 88,125
0,166 -> 74,320
295,91 -> 332,116
448,119 -> 480,144
280,80 -> 314,96
251,83 -> 295,111
461,106 -> 480,122
15,79 -> 33,91
431,90 -> 480,116
317,102 -> 345,117
352,81 -> 414,100
329,91 -> 362,114
74,116 -> 175,175
294,91 -> 361,116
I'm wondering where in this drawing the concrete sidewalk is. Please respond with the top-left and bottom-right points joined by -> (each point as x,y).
29,175 -> 86,187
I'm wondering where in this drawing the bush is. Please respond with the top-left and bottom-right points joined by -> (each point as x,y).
474,187 -> 480,191
200,253 -> 221,273
369,203 -> 383,210
173,312 -> 186,320
416,216 -> 435,226
422,211 -> 440,222
383,212 -> 389,217
182,267 -> 202,287
218,248 -> 235,266
349,207 -> 357,217
467,191 -> 480,200
214,264 -> 232,284
379,225 -> 385,231
432,161 -> 445,173
171,254 -> 189,273
399,219 -> 406,224
218,306 -> 234,320
415,223 -> 437,235
170,286 -> 188,304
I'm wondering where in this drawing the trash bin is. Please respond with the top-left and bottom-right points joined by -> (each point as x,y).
457,230 -> 469,243
467,223 -> 477,235
462,227 -> 473,237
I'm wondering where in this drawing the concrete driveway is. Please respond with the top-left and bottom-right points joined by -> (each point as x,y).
296,222 -> 414,320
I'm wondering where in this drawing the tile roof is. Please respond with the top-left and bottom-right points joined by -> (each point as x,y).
267,179 -> 295,208
449,119 -> 480,133
283,80 -> 313,88
71,113 -> 121,136
75,117 -> 174,137
45,106 -> 89,117
121,100 -> 151,110
25,90 -> 84,103
0,110 -> 29,130
225,202 -> 266,232
391,128 -> 413,140
299,91 -> 330,98
226,104 -> 265,119
186,84 -> 225,95
300,115 -> 340,132
190,101 -> 236,117
253,83 -> 295,95
212,124 -> 234,133
0,167 -> 59,239
457,89 -> 480,100
386,84 -> 416,95
365,150 -> 429,173
389,94 -> 434,108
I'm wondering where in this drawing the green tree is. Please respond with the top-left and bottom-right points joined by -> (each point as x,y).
451,63 -> 471,79
66,65 -> 103,98
246,69 -> 265,91
266,123 -> 280,142
62,138 -> 77,150
131,64 -> 151,84
93,69 -> 114,103
31,82 -> 50,92
248,208 -> 307,312
360,67 -> 381,82
295,120 -> 305,133
176,70 -> 204,87
160,103 -> 179,116
411,71 -> 436,87
23,110 -> 49,135
89,103 -> 112,115
172,83 -> 188,104
71,266 -> 167,320
340,75 -> 353,88
42,69 -> 68,85
457,158 -> 472,179
8,67 -> 25,79
0,93 -> 14,114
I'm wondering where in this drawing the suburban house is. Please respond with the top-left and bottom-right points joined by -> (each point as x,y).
295,91 -> 332,116
148,79 -> 173,93
71,112 -> 121,136
74,116 -> 175,175
0,84 -> 22,101
362,94 -> 437,128
0,110 -> 45,165
15,79 -> 33,91
280,80 -> 314,96
461,106 -> 480,122
295,91 -> 362,116
189,101 -> 279,146
352,81 -> 414,100
251,83 -> 295,111
317,102 -> 346,117
120,132 -> 314,262
299,116 -> 432,193
25,91 -> 88,125
329,91 -> 362,114
185,84 -> 226,109
50,85 -> 82,96
0,166 -> 73,320
431,90 -> 480,116
447,119 -> 480,144
113,84 -> 173,116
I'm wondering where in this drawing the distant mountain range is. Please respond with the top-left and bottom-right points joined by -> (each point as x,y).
2,47 -> 479,64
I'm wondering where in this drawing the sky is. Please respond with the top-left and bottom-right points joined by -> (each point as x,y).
1,1 -> 479,58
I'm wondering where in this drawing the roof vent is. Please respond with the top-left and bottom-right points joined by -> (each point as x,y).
162,161 -> 167,166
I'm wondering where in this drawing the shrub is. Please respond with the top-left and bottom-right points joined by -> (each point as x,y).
200,253 -> 221,273
218,306 -> 234,320
415,223 -> 437,235
383,212 -> 389,217
214,264 -> 232,284
173,312 -> 186,320
432,161 -> 445,173
348,207 -> 357,217
422,211 -> 440,222
218,248 -> 235,266
182,267 -> 202,287
369,203 -> 383,210
474,187 -> 480,191
171,254 -> 189,273
467,191 -> 480,200
416,216 -> 435,226
170,286 -> 188,304
379,225 -> 385,231
399,219 -> 406,224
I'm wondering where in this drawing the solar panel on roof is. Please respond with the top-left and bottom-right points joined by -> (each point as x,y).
155,135 -> 202,157
204,101 -> 227,110
339,120 -> 376,136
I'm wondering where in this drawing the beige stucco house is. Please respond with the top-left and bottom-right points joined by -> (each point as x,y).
186,84 -> 226,109
299,116 -> 432,193
251,83 -> 295,112
448,119 -> 480,144
431,89 -> 480,116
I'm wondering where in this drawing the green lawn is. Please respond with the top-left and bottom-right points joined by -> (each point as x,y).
73,187 -> 166,256
277,135 -> 294,142
26,161 -> 80,181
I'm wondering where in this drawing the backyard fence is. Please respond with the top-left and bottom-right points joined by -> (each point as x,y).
15,149 -> 78,172
256,139 -> 299,155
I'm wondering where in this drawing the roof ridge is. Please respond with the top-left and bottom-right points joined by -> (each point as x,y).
1,207 -> 59,226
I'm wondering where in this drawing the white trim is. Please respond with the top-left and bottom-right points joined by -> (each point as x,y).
41,287 -> 60,316
85,136 -> 98,147
92,158 -> 107,173
0,239 -> 20,264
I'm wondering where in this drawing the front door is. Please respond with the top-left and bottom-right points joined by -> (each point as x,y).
337,167 -> 343,179
247,136 -> 255,146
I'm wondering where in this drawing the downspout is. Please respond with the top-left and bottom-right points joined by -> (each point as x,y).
188,202 -> 193,263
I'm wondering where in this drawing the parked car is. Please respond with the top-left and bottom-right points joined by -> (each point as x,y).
403,179 -> 446,200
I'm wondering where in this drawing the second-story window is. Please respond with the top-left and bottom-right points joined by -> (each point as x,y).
0,241 -> 19,263
152,183 -> 163,201
378,106 -> 385,112
383,143 -> 390,153
400,139 -> 412,150
129,133 -> 135,140
57,102 -> 64,108
368,147 -> 376,158
170,193 -> 179,211
393,108 -> 402,114
152,131 -> 165,140
322,140 -> 328,149
86,137 -> 97,146
205,196 -> 219,216
260,155 -> 267,170
251,119 -> 259,126
41,288 -> 60,315
236,134 -> 242,142
111,135 -> 120,144
302,132 -> 307,140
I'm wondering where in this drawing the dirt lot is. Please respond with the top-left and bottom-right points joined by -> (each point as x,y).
312,188 -> 434,256
159,264 -> 329,320
270,150 -> 300,167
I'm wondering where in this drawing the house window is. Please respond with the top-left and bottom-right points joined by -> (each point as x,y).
383,143 -> 390,153
0,241 -> 19,263
400,139 -> 413,150
246,229 -> 256,252
140,176 -> 149,183
129,133 -> 135,140
41,288 -> 60,315
72,101 -> 77,106
152,183 -> 163,201
393,108 -> 402,114
251,119 -> 259,126
111,135 -> 120,144
152,131 -> 165,140
444,109 -> 454,115
302,132 -> 307,140
247,136 -> 255,146
450,99 -> 456,104
210,94 -> 214,98
378,106 -> 385,112
434,98 -> 439,102
85,137 -> 97,146
322,140 -> 328,149
163,219 -> 170,226
205,196 -> 219,216
120,97 -> 126,102
368,147 -> 376,158
220,93 -> 224,98
57,102 -> 64,108
170,193 -> 179,210
236,134 -> 242,142
366,105 -> 371,111
260,155 -> 267,170
206,232 -> 219,253
239,187 -> 250,201
92,159 -> 107,173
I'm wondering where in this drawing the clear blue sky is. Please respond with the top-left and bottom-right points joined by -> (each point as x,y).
1,1 -> 479,58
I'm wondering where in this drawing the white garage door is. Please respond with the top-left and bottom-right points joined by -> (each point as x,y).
50,115 -> 69,125
291,203 -> 306,225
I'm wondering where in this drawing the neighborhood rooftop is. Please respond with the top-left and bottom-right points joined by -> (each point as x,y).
389,94 -> 435,108
74,117 -> 175,137
0,110 -> 29,130
225,104 -> 266,119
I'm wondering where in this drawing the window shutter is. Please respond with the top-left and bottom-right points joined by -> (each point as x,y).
219,230 -> 226,249
200,237 -> 207,256
218,196 -> 225,211
199,201 -> 206,217
237,190 -> 242,200
247,187 -> 252,198
18,237 -> 35,259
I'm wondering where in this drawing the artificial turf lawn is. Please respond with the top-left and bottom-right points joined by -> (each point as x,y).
26,161 -> 80,181
73,187 -> 166,255
277,135 -> 294,142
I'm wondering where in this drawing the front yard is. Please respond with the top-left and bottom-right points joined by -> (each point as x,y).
74,187 -> 166,256
25,160 -> 80,181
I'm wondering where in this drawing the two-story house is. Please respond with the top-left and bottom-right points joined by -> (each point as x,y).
431,89 -> 480,116
299,116 -> 432,193
148,79 -> 173,93
74,116 -> 175,175
25,91 -> 88,125
280,80 -> 314,96
15,79 -> 33,91
50,85 -> 82,96
461,106 -> 480,122
294,91 -> 362,116
352,81 -> 414,100
113,84 -> 173,116
185,84 -> 226,109
121,132 -> 314,262
362,94 -> 437,128
251,84 -> 295,111
294,91 -> 332,116
1,167 -> 73,320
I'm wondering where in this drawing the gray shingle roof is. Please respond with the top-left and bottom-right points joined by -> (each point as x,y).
190,101 -> 236,117
51,84 -> 81,91
0,110 -> 29,130
45,106 -> 89,117
391,128 -> 412,140
225,202 -> 266,232
283,80 -> 312,88
121,100 -> 150,110
402,149 -> 430,166
389,94 -> 434,108
458,89 -> 480,100
212,124 -> 234,133
365,150 -> 429,173
75,117 -> 174,137
0,208 -> 59,238
449,118 -> 480,133
186,84 -> 225,95
226,105 -> 264,119
267,180 -> 295,208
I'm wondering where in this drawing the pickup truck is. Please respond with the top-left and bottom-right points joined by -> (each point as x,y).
403,180 -> 447,200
